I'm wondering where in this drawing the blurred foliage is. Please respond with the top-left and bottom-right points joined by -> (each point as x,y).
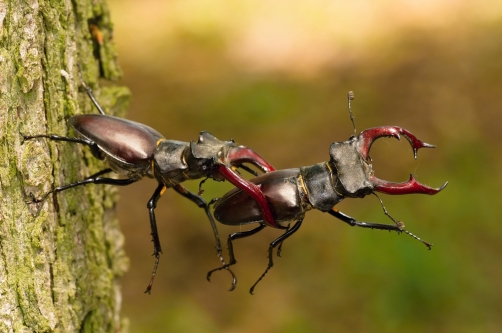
105,0 -> 502,332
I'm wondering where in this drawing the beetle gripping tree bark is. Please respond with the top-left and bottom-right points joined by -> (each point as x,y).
22,70 -> 278,293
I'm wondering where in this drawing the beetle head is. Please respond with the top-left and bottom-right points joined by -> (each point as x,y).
329,126 -> 447,198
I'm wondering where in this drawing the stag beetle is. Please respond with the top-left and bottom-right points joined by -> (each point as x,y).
22,69 -> 277,293
208,93 -> 448,294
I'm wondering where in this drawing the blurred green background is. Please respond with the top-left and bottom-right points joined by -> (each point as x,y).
107,1 -> 502,332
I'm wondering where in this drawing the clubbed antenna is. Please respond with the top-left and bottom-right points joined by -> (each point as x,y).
347,91 -> 356,136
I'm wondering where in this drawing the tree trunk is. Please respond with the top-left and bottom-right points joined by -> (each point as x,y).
0,0 -> 130,332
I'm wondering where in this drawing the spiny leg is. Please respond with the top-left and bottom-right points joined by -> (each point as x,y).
145,183 -> 171,294
249,219 -> 303,295
27,169 -> 134,213
84,168 -> 113,179
275,224 -> 290,257
206,222 -> 266,285
22,134 -> 92,145
173,185 -> 237,291
144,182 -> 167,294
21,133 -> 103,160
328,209 -> 404,232
44,171 -> 136,196
26,168 -> 114,212
328,203 -> 432,249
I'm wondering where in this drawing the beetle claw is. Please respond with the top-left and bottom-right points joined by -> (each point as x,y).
355,126 -> 446,196
372,174 -> 448,195
227,146 -> 275,173
357,126 -> 436,160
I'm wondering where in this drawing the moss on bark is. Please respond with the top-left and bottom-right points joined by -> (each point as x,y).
0,0 -> 129,332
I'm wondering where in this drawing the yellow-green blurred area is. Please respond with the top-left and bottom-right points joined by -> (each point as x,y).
107,0 -> 502,332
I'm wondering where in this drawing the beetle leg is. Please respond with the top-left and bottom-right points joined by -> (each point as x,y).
206,222 -> 266,288
84,168 -> 113,178
249,219 -> 303,295
328,209 -> 432,249
28,169 -> 136,208
217,165 -> 285,229
275,224 -> 290,257
21,133 -> 104,160
172,185 -> 237,291
22,133 -> 91,145
227,146 -> 275,173
329,209 -> 404,232
144,183 -> 167,294
26,168 -> 115,213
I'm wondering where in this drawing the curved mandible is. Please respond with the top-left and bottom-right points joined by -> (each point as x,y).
371,174 -> 448,195
356,126 -> 436,161
227,146 -> 275,173
356,126 -> 447,195
216,165 -> 286,229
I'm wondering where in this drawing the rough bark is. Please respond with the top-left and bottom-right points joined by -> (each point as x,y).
0,0 -> 130,332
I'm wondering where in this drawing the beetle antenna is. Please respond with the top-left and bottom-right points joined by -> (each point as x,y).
372,193 -> 399,226
372,193 -> 433,249
347,91 -> 356,136
198,177 -> 209,195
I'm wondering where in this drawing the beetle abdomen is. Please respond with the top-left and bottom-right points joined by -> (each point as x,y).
214,168 -> 307,226
70,115 -> 164,165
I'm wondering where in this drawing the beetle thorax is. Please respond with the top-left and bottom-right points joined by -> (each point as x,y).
328,138 -> 375,198
299,163 -> 344,212
184,131 -> 236,182
152,132 -> 236,187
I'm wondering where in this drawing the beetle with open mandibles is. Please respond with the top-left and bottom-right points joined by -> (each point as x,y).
22,68 -> 279,293
208,92 -> 448,294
